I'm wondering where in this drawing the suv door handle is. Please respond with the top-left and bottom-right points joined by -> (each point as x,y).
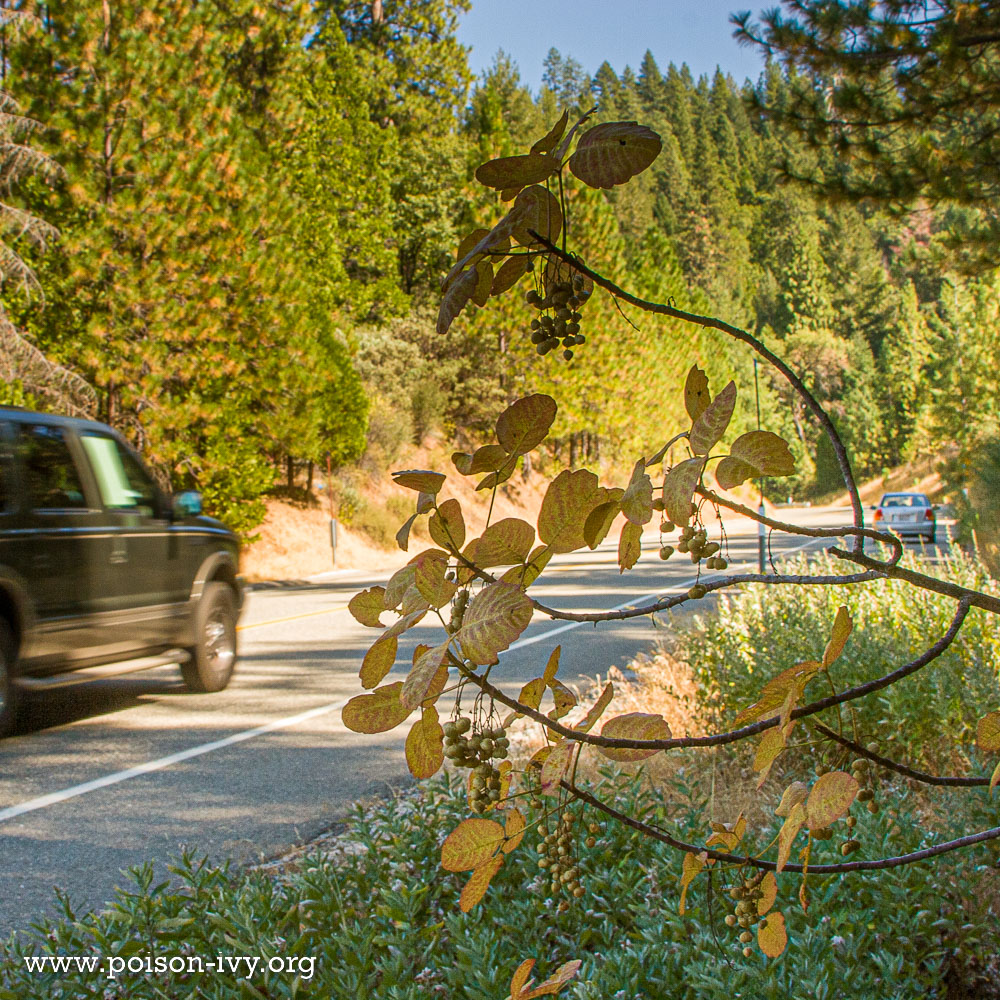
110,538 -> 128,564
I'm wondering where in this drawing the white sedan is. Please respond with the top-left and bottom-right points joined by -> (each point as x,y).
872,492 -> 938,543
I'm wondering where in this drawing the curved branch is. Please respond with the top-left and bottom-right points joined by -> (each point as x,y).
471,599 -> 970,751
830,546 -> 1000,614
812,722 -> 991,788
563,780 -> 1000,874
528,568 -> 883,624
530,233 -> 866,542
695,486 -> 904,565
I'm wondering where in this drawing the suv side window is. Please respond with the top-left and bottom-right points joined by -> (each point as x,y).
17,423 -> 89,510
79,433 -> 157,514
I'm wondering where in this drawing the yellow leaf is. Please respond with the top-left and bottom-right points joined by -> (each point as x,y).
528,744 -> 553,771
823,606 -> 853,668
529,108 -> 569,155
496,393 -> 558,456
575,682 -> 614,734
473,518 -> 536,567
679,851 -> 705,915
774,781 -> 809,818
400,642 -> 451,711
806,771 -> 859,830
549,679 -> 578,720
757,910 -> 788,958
715,455 -> 758,491
542,646 -> 561,684
404,705 -> 444,780
598,712 -> 671,762
413,549 -> 457,608
689,380 -> 736,456
539,741 -> 575,795
684,365 -> 711,423
492,255 -> 529,296
512,185 -> 563,247
494,760 -> 513,807
475,153 -> 557,190
429,498 -> 466,552
734,660 -> 822,725
777,802 -> 806,873
348,586 -> 386,628
977,710 -> 1000,752
457,582 -> 534,665
520,959 -> 582,999
757,871 -> 778,916
437,266 -> 478,335
753,728 -> 786,783
503,808 -> 526,853
509,958 -> 536,1000
617,520 -> 642,572
359,635 -> 397,689
661,457 -> 705,528
519,676 -> 546,711
440,818 -> 505,872
568,121 -> 662,189
459,853 -> 504,912
538,469 -> 607,552
798,840 -> 810,913
384,564 -> 417,609
392,469 -> 447,493
342,682 -> 412,734
583,498 -> 623,549
729,430 -> 796,478
991,760 -> 1000,794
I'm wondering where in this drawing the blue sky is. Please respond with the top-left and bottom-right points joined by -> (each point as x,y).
455,0 -> 768,93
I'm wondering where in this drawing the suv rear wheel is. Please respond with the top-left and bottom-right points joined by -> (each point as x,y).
0,620 -> 21,737
181,582 -> 237,693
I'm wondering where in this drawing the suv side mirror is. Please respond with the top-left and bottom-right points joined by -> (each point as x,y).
173,490 -> 203,518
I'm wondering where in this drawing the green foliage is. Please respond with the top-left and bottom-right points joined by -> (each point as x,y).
0,769 -> 994,999
688,548 -> 1000,772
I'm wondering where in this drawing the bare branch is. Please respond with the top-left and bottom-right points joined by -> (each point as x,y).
563,780 -> 1000,874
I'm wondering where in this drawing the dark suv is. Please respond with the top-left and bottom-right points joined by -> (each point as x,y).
0,408 -> 243,736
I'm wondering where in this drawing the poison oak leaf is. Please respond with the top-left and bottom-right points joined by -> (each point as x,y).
342,682 -> 412,734
598,712 -> 671,761
440,818 -> 505,871
684,365 -> 711,422
404,705 -> 444,779
806,771 -> 859,829
495,393 -> 557,456
529,108 -> 569,155
568,121 -> 662,189
429,498 -> 466,551
459,853 -> 504,912
662,457 -> 705,527
618,520 -> 642,572
348,586 -> 386,628
757,910 -> 787,958
689,380 -> 736,456
457,582 -> 533,664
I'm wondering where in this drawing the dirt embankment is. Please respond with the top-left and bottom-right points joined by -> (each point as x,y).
241,445 -> 550,583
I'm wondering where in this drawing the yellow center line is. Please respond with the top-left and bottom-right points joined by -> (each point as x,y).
238,603 -> 350,632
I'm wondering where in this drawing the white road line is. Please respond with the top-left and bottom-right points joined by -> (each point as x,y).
0,701 -> 348,825
0,533 -> 827,825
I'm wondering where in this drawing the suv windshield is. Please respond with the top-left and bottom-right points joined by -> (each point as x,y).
880,495 -> 928,508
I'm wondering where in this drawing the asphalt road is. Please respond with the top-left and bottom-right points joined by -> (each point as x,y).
0,505 -> 952,939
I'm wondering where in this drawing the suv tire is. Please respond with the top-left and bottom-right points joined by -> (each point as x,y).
181,582 -> 238,693
0,620 -> 21,737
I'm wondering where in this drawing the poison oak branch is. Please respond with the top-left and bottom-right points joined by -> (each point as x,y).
462,600 -> 970,751
830,546 -> 1000,614
530,232 -> 866,541
562,780 -> 1000,874
812,721 -> 991,788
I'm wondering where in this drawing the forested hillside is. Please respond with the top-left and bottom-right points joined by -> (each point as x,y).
4,0 -> 995,530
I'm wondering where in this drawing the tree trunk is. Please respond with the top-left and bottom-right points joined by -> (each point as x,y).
306,460 -> 314,495
286,456 -> 295,491
569,434 -> 577,467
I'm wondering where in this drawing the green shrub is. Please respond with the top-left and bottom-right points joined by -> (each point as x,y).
1,771 -> 995,1000
684,547 -> 1000,773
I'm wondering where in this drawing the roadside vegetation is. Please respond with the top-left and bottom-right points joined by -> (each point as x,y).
4,1 -> 999,534
3,548 -> 997,999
